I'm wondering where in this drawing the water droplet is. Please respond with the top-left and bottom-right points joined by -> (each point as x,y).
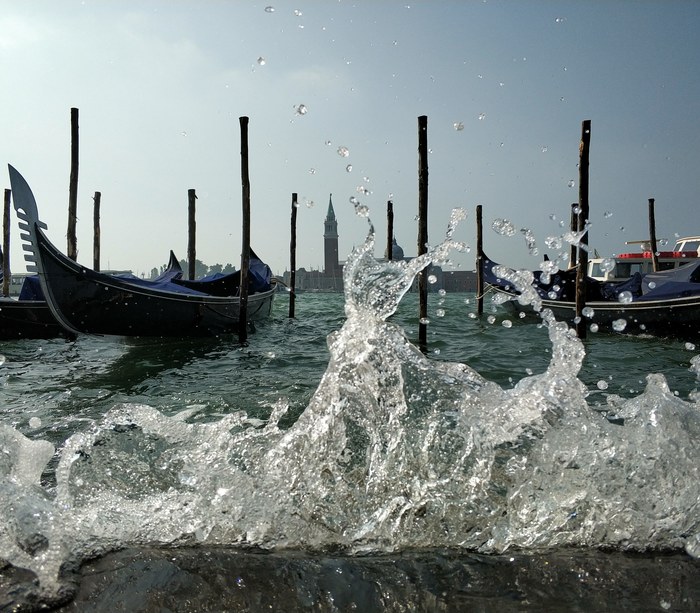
438,289 -> 446,297
617,291 -> 633,305
308,168 -> 316,175
337,146 -> 350,158
647,281 -> 656,289
436,308 -> 445,318
345,164 -> 353,173
541,146 -> 548,153
600,258 -> 615,273
545,236 -> 563,250
487,315 -> 496,324
264,6 -> 275,13
582,306 -> 595,318
454,122 -> 464,131
0,355 -> 5,366
257,56 -> 266,66
596,380 -> 608,390
305,199 -> 315,209
685,342 -> 696,351
478,113 -> 486,121
419,317 -> 430,325
294,8 -> 302,16
589,323 -> 599,332
519,312 -> 526,319
502,320 -> 513,328
28,416 -> 41,428
294,104 -> 308,116
325,140 -> 332,146
612,318 -> 627,332
555,16 -> 567,23
568,179 -> 576,188
603,211 -> 613,218
492,218 -> 516,237
428,274 -> 437,284
351,198 -> 369,218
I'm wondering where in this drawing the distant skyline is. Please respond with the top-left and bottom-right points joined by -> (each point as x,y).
1,1 -> 699,276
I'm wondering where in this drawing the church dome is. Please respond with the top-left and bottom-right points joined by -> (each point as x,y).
385,237 -> 405,261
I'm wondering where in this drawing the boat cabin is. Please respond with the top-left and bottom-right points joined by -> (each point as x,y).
588,236 -> 700,281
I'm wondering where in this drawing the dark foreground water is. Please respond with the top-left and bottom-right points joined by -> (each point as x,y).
1,238 -> 699,612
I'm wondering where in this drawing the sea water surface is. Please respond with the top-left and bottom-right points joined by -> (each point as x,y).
1,224 -> 699,611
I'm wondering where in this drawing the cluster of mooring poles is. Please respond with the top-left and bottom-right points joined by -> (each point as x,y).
4,111 -> 663,346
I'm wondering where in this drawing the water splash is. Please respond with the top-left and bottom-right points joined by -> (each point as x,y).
1,215 -> 699,601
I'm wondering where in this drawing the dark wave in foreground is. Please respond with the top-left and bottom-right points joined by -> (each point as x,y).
2,547 -> 699,612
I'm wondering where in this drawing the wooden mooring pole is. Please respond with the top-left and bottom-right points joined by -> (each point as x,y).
648,198 -> 659,272
187,189 -> 197,280
417,115 -> 429,351
238,116 -> 251,344
575,120 -> 591,339
386,199 -> 394,260
67,107 -> 79,261
289,192 -> 297,318
569,202 -> 578,268
3,189 -> 10,297
93,191 -> 101,272
476,204 -> 484,315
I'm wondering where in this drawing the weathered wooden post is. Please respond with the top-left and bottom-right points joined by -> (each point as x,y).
3,189 -> 10,297
289,192 -> 297,318
569,202 -> 578,268
93,191 -> 101,272
575,120 -> 591,339
67,107 -> 79,261
648,198 -> 659,272
188,189 -> 197,280
386,200 -> 394,260
417,115 -> 429,351
476,204 -> 484,315
238,116 -> 251,344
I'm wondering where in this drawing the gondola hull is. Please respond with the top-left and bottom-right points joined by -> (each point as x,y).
499,289 -> 700,340
9,165 -> 275,338
35,230 -> 275,337
0,298 -> 65,339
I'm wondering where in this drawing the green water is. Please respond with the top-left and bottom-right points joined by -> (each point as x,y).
0,292 -> 697,447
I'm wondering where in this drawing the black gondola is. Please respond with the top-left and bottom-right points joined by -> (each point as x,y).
481,252 -> 700,340
8,165 -> 275,338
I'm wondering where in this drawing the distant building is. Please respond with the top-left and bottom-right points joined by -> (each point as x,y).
283,195 -> 477,293
323,194 -> 340,276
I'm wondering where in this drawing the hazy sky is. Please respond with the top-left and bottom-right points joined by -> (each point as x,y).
1,0 -> 699,277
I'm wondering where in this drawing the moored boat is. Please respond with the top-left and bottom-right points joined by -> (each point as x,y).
8,165 -> 276,338
481,253 -> 700,340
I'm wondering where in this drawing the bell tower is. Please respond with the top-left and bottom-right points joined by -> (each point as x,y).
323,193 -> 339,274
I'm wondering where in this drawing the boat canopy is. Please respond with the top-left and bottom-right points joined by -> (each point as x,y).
639,260 -> 700,300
